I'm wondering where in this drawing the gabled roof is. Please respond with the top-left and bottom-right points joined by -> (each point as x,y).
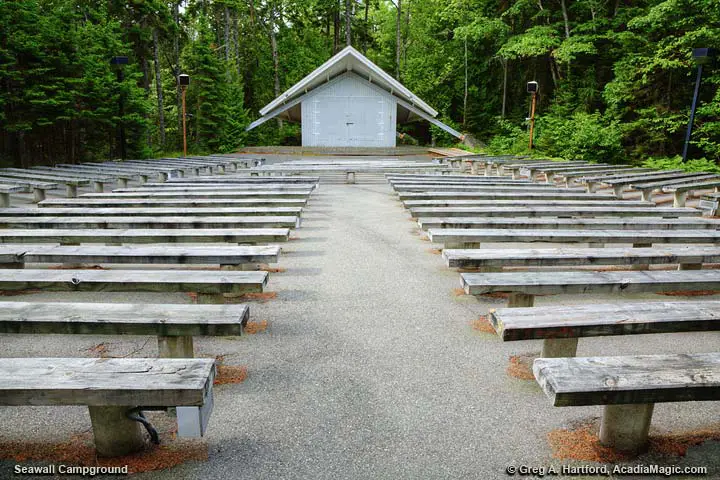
247,46 -> 463,139
259,46 -> 437,118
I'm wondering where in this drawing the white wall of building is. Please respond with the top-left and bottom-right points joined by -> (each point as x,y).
301,74 -> 397,147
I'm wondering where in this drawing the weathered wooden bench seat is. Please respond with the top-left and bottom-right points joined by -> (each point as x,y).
114,184 -> 317,192
489,300 -> 720,358
461,269 -> 720,307
533,353 -> 720,452
443,245 -> 720,270
0,184 -> 29,207
419,216 -> 719,231
0,206 -> 304,218
37,165 -> 141,188
404,199 -> 654,209
409,206 -> 702,218
39,197 -> 307,208
662,179 -> 720,207
0,177 -> 57,202
0,171 -> 89,197
429,228 -> 720,249
0,244 -> 280,269
392,185 -> 572,194
0,357 -> 216,456
167,176 -> 320,184
0,228 -> 290,245
628,174 -> 719,203
29,167 -> 117,192
82,189 -> 313,200
0,301 -> 249,357
0,215 -> 300,229
79,162 -> 180,182
583,171 -> 708,196
0,268 -> 268,299
399,192 -> 615,201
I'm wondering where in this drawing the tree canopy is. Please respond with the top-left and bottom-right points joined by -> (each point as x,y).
0,0 -> 718,166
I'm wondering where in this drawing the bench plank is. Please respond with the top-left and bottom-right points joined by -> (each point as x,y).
0,215 -> 299,229
409,207 -> 702,218
443,246 -> 720,268
461,270 -> 720,296
429,228 -> 720,246
0,268 -> 268,294
39,198 -> 307,208
490,301 -> 720,341
405,200 -> 654,208
82,190 -> 313,199
400,192 -> 617,201
0,357 -> 215,406
0,302 -> 249,336
0,228 -> 290,245
0,207 -> 303,217
533,353 -> 720,407
16,244 -> 280,265
420,217 -> 719,231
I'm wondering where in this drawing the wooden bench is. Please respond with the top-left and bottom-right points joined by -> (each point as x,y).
404,199 -> 654,209
409,206 -> 702,218
82,190 -> 313,200
629,174 -> 719,203
583,171 -> 709,197
0,228 -> 290,245
0,357 -> 216,456
0,177 -> 57,202
45,165 -> 142,188
0,301 -> 249,357
0,268 -> 268,301
39,197 -> 308,208
700,192 -> 720,216
0,184 -> 29,207
0,215 -> 300,229
461,269 -> 720,307
0,206 -> 304,218
429,228 -> 720,249
0,171 -> 89,197
399,192 -> 614,201
534,353 -> 720,452
556,168 -> 655,186
443,245 -> 720,270
80,162 -> 181,182
0,244 -> 280,269
419,216 -> 719,231
663,179 -> 720,207
29,167 -> 118,192
167,176 -> 320,184
489,300 -> 720,358
122,160 -> 206,177
114,184 -> 317,192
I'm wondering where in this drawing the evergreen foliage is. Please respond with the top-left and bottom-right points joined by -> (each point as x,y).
0,0 -> 718,165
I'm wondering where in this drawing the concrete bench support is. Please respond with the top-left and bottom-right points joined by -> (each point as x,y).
117,178 -> 128,188
33,188 -> 46,202
542,338 -> 578,358
158,335 -> 194,358
92,181 -> 104,193
66,184 -> 78,198
346,172 -> 356,184
508,293 -> 534,308
673,191 -> 688,208
599,403 -> 654,452
88,405 -> 146,457
0,193 -> 9,208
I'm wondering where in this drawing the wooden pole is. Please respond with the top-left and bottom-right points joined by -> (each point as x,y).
528,91 -> 537,150
181,86 -> 188,157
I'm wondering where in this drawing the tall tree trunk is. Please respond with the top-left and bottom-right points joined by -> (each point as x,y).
173,1 -> 182,148
333,4 -> 340,53
395,0 -> 402,80
463,37 -> 468,128
501,59 -> 508,119
560,0 -> 570,38
363,0 -> 369,53
152,29 -> 166,148
345,0 -> 351,46
224,5 -> 231,62
270,10 -> 282,128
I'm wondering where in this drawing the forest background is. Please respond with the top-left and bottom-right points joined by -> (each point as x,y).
1,0 -> 719,171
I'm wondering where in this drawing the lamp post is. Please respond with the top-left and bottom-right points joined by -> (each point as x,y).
527,81 -> 539,150
178,74 -> 190,157
682,48 -> 716,162
110,56 -> 129,160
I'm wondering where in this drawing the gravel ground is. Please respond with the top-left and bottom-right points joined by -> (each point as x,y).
0,159 -> 718,480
